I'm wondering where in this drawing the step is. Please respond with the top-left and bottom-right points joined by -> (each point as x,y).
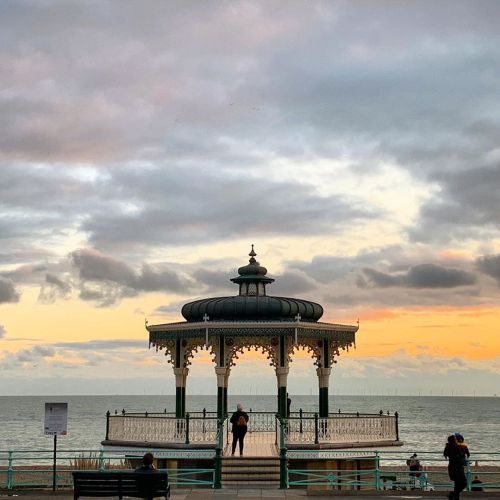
222,458 -> 279,464
222,470 -> 280,476
222,480 -> 280,487
222,466 -> 280,472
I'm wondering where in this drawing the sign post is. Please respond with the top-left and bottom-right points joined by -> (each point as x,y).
44,403 -> 68,491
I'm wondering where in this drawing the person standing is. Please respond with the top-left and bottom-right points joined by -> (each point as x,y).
454,433 -> 470,460
407,453 -> 422,486
230,403 -> 249,456
444,434 -> 467,500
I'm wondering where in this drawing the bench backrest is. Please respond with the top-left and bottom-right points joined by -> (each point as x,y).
73,471 -> 169,498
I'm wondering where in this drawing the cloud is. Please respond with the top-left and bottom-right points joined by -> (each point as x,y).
38,272 -> 71,304
0,1 -> 499,319
362,263 -> 476,289
0,277 -> 20,303
80,167 -> 376,250
476,253 -> 500,286
271,270 -> 317,296
0,339 -> 149,373
340,351 -> 500,378
70,248 -> 192,306
54,339 -> 147,351
409,165 -> 500,243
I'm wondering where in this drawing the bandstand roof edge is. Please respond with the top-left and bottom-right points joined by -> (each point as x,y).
147,319 -> 358,342
147,320 -> 358,332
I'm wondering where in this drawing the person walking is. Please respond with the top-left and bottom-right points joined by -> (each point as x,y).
230,403 -> 249,456
444,434 -> 467,499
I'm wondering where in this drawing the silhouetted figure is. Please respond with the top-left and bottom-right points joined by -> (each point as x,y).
444,434 -> 467,500
407,453 -> 422,486
135,452 -> 156,472
230,403 -> 249,456
135,453 -> 158,500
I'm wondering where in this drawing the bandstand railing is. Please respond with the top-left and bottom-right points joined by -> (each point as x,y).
106,411 -> 219,444
105,409 -> 399,446
286,413 -> 398,445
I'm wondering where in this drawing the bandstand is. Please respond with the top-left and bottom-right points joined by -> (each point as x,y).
151,245 -> 357,420
103,247 -> 400,488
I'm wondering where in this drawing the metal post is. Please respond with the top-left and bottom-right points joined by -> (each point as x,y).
466,458 -> 472,491
275,416 -> 278,445
7,451 -> 13,490
203,407 -> 206,434
277,414 -> 288,489
214,417 -> 224,489
185,413 -> 190,445
299,408 -> 303,434
314,413 -> 319,445
105,410 -> 110,440
98,449 -> 105,472
374,451 -> 381,490
52,434 -> 57,491
395,411 -> 399,441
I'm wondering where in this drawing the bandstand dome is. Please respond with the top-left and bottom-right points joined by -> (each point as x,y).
182,245 -> 323,322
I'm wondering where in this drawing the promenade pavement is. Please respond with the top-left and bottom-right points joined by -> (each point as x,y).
2,489 -> 500,499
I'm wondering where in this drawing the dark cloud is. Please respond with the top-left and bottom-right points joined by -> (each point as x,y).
476,254 -> 500,286
0,278 -> 20,303
270,270 -> 317,296
362,263 -> 476,289
70,248 -> 192,306
53,339 -> 146,351
409,164 -> 500,242
38,273 -> 71,304
81,167 -> 376,250
153,303 -> 185,317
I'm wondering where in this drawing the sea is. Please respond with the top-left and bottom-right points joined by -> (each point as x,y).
1,395 -> 499,454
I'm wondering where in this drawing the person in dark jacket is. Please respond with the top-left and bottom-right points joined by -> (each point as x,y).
134,453 -> 159,500
230,403 -> 249,456
135,452 -> 156,472
444,434 -> 467,499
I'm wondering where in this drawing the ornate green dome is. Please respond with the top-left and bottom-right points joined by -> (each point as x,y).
181,246 -> 324,322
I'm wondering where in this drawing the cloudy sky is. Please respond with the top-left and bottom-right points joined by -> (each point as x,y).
1,0 -> 500,397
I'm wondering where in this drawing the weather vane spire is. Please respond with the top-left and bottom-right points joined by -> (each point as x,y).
249,244 -> 257,264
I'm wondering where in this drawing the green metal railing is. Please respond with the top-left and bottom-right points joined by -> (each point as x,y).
287,450 -> 500,492
2,445 -> 499,491
0,449 -> 215,490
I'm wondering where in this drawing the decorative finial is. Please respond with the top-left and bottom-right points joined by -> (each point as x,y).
249,244 -> 257,264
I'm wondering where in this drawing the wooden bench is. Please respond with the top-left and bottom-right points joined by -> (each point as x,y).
72,471 -> 170,500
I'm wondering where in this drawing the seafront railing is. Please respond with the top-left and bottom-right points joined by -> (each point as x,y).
1,448 -> 499,491
0,449 -> 215,490
286,449 -> 500,492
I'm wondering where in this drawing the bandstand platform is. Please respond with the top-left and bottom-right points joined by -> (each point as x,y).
102,247 -> 401,488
